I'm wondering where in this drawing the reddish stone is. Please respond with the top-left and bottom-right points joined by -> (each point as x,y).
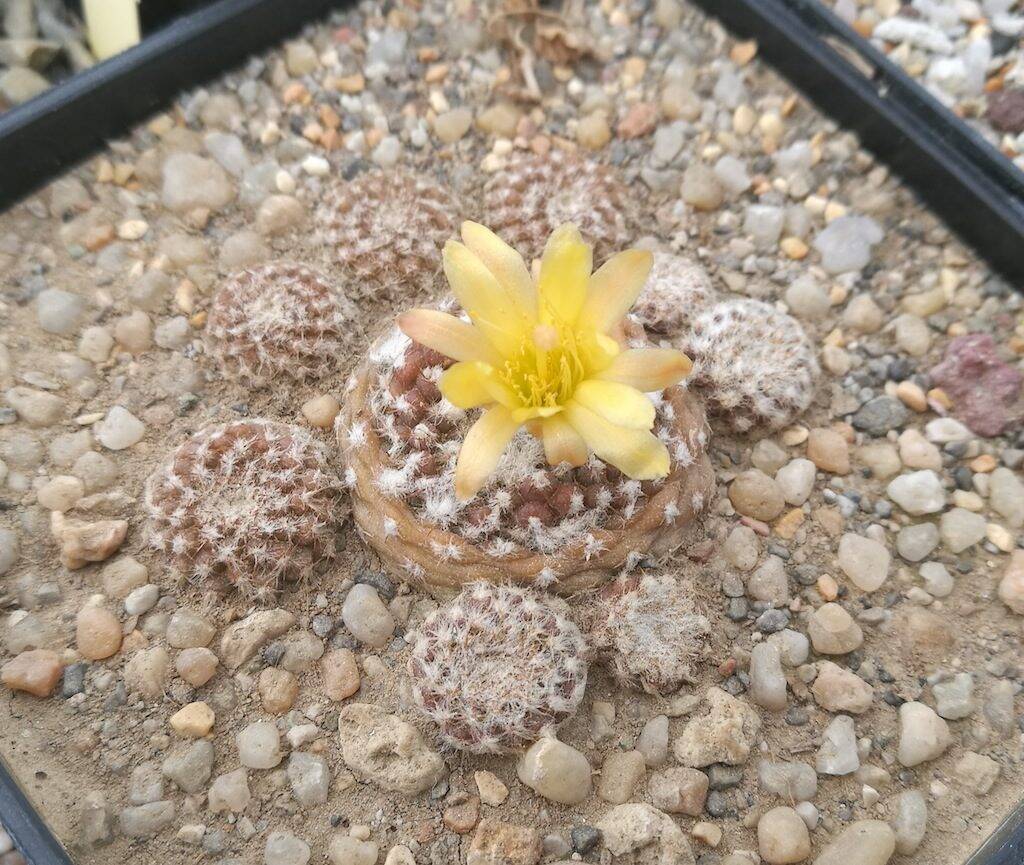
987,88 -> 1024,134
930,333 -> 1023,437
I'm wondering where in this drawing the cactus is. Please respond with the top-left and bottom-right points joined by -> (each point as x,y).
633,252 -> 719,338
205,262 -> 354,387
407,583 -> 588,753
144,420 -> 342,601
482,152 -> 634,262
317,169 -> 459,298
588,573 -> 710,695
359,329 -> 672,558
680,298 -> 819,434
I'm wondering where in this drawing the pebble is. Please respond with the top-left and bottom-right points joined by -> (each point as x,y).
886,470 -> 946,515
729,470 -> 786,521
747,555 -> 789,605
52,514 -> 127,569
953,751 -> 1000,795
843,295 -> 884,334
673,688 -> 762,767
919,562 -> 954,598
894,314 -> 932,356
258,667 -> 298,714
161,739 -> 214,793
166,609 -> 216,648
113,311 -> 152,353
637,715 -> 670,767
596,804 -> 692,863
776,459 -> 816,505
219,608 -> 295,670
169,701 -> 215,737
119,802 -> 176,839
812,661 -> 874,713
896,523 -> 940,563
813,215 -> 883,274
758,761 -> 817,801
341,584 -> 395,647
576,113 -> 611,149
897,702 -> 951,767
898,429 -> 941,470
808,603 -> 863,654
648,767 -> 709,815
893,790 -> 928,855
124,647 -> 170,698
0,528 -> 19,575
102,557 -> 148,598
681,163 -> 724,210
36,288 -> 85,335
94,406 -> 146,450
434,107 -> 473,143
76,605 -> 122,660
837,533 -> 889,592
785,276 -> 830,319
237,720 -> 282,769
175,647 -> 218,687
933,673 -> 975,720
6,387 -> 64,427
722,525 -> 760,571
816,715 -> 860,775
757,806 -> 811,864
813,820 -> 896,865
162,153 -> 235,213
288,751 -> 330,807
990,468 -> 1024,527
256,195 -> 305,235
749,642 -> 787,711
328,836 -> 379,865
265,831 -> 310,865
474,770 -> 509,806
301,394 -> 340,429
852,396 -> 908,436
321,648 -> 360,700
1,649 -> 63,696
208,768 -> 251,813
998,551 -> 1024,614
518,736 -> 592,805
939,507 -> 987,552
37,475 -> 84,512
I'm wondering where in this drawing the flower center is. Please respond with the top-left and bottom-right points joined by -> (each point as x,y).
499,318 -> 588,410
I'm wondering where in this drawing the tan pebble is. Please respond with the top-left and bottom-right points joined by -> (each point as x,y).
258,667 -> 299,715
774,509 -> 805,540
617,102 -> 658,139
780,426 -> 809,446
692,822 -> 722,847
117,220 -> 149,241
970,454 -> 997,473
1,650 -> 64,697
733,104 -> 756,135
77,606 -> 123,660
620,56 -> 647,86
322,649 -> 360,700
175,647 -> 219,687
170,701 -> 215,737
51,512 -> 127,569
998,551 -> 1024,614
988,524 -> 1015,552
730,40 -> 758,65
817,574 -> 839,601
807,428 -> 850,475
474,771 -> 509,806
301,394 -> 341,429
780,236 -> 808,259
442,796 -> 480,834
577,112 -> 611,150
927,388 -> 953,410
896,381 -> 928,412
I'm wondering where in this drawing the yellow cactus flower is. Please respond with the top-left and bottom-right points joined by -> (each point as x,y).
398,222 -> 693,501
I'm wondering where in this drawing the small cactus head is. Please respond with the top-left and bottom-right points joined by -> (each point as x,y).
317,169 -> 460,299
680,298 -> 819,435
144,419 -> 342,601
482,151 -> 635,263
206,262 -> 354,387
632,252 -> 719,338
588,573 -> 710,694
408,583 -> 588,753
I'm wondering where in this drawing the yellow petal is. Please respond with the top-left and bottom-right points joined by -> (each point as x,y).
578,249 -> 653,333
441,362 -> 521,410
439,362 -> 495,409
542,415 -> 588,467
460,221 -> 537,318
397,310 -> 502,366
454,405 -> 521,501
564,400 -> 671,480
597,348 -> 692,391
444,240 -> 530,357
573,379 -> 656,430
538,223 -> 592,325
511,405 -> 562,423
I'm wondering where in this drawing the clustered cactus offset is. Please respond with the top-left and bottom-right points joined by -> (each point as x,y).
144,419 -> 342,600
317,169 -> 460,298
588,573 -> 711,695
407,583 -> 588,753
680,298 -> 820,434
633,252 -> 719,338
205,262 -> 354,387
483,152 -> 634,262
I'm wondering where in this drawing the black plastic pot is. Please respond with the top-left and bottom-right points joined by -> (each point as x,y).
690,0 -> 1024,286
